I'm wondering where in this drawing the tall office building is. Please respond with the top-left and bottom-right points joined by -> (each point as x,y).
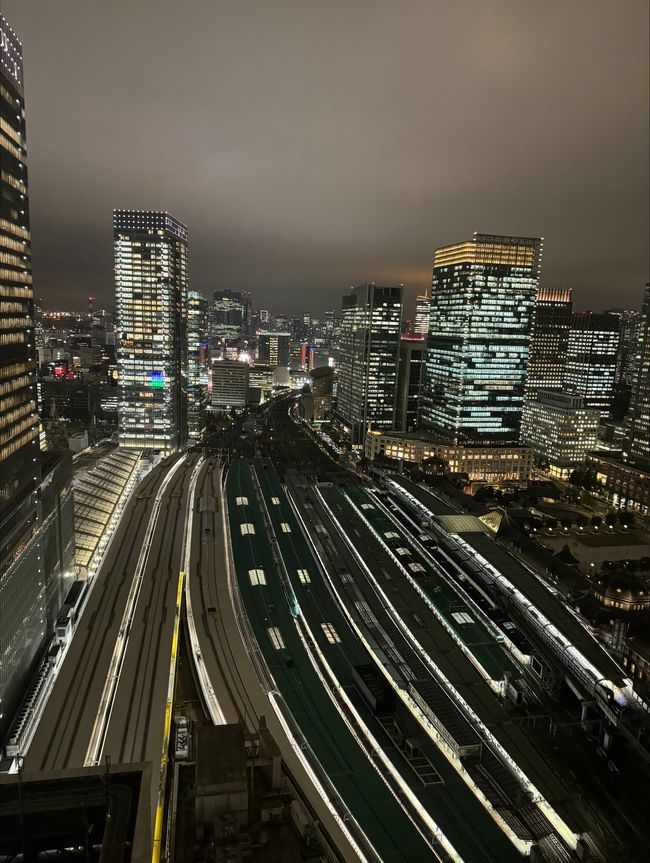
114,210 -> 188,452
335,284 -> 402,445
413,291 -> 431,336
211,360 -> 249,409
258,332 -> 290,367
523,286 -> 572,398
420,233 -> 541,444
0,15 -> 45,740
565,312 -> 619,417
626,284 -> 650,464
396,336 -> 426,431
607,307 -> 640,390
242,291 -> 253,337
211,289 -> 244,341
187,289 -> 208,441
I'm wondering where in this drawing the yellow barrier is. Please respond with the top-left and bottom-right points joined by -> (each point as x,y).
151,570 -> 185,863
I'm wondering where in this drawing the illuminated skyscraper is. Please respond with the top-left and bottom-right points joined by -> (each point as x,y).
626,284 -> 650,464
258,332 -> 290,366
413,291 -> 431,336
396,336 -> 426,431
187,289 -> 208,441
0,14 -> 45,740
523,286 -> 573,399
211,289 -> 244,341
114,210 -> 188,452
420,233 -> 541,444
565,312 -> 619,417
335,284 -> 403,445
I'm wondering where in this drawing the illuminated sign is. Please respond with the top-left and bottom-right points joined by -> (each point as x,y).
150,371 -> 164,389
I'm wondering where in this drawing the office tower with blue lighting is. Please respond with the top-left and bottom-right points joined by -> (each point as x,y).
114,210 -> 188,452
420,233 -> 541,444
336,284 -> 403,445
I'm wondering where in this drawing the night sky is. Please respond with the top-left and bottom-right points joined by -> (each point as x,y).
4,0 -> 649,316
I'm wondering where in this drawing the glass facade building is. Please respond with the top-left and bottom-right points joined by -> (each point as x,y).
626,284 -> 650,465
211,289 -> 244,342
413,292 -> 431,336
523,286 -> 572,399
114,210 -> 188,452
257,332 -> 290,366
0,14 -> 46,741
396,336 -> 426,431
565,312 -> 620,417
187,289 -> 208,441
335,284 -> 402,446
420,233 -> 541,444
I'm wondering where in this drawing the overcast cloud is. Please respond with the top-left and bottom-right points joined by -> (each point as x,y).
3,0 -> 648,315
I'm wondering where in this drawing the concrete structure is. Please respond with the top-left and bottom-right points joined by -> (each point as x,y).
335,284 -> 402,445
520,390 -> 600,478
565,312 -> 620,417
114,210 -> 188,452
420,233 -> 541,444
365,430 -> 533,481
211,360 -> 249,409
396,336 -> 425,431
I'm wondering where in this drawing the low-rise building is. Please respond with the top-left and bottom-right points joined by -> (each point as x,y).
520,390 -> 600,478
585,451 -> 650,514
365,430 -> 533,482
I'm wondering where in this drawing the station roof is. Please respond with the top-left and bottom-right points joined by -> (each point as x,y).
73,449 -> 141,569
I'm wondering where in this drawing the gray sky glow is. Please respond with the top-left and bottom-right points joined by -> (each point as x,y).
3,0 -> 649,316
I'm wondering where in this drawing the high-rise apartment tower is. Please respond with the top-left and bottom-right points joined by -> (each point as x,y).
114,210 -> 188,452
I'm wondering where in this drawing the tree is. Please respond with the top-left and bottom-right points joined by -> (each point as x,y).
560,516 -> 573,529
605,512 -> 618,528
545,517 -> 558,529
576,514 -> 589,529
591,515 -> 603,528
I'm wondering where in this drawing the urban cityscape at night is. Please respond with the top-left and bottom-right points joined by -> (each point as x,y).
0,3 -> 649,862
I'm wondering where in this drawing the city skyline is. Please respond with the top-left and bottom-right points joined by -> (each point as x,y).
2,8 -> 650,862
3,0 -> 648,314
